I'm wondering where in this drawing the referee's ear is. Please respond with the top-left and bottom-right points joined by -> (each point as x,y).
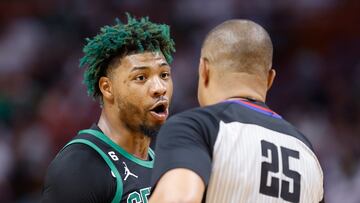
267,69 -> 276,90
99,76 -> 114,102
199,57 -> 210,88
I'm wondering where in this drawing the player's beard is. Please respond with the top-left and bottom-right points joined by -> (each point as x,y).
116,97 -> 160,139
139,124 -> 160,139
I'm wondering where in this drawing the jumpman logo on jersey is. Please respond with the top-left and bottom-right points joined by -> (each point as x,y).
123,162 -> 138,181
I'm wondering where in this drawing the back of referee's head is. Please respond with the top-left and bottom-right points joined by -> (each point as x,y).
197,20 -> 276,106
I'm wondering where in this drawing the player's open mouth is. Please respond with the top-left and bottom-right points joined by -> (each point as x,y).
149,102 -> 169,122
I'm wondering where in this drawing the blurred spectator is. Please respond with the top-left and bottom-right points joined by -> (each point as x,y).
0,0 -> 359,202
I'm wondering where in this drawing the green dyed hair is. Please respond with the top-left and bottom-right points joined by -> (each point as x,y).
79,13 -> 175,101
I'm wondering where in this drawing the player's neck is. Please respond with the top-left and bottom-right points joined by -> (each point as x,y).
123,132 -> 151,160
97,110 -> 151,160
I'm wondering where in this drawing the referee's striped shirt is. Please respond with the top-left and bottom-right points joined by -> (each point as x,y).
152,99 -> 324,203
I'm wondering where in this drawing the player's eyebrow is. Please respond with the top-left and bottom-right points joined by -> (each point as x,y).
159,62 -> 172,70
160,62 -> 169,67
130,63 -> 171,72
130,66 -> 150,72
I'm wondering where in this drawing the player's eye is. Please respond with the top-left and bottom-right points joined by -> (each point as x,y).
135,75 -> 146,81
160,72 -> 170,80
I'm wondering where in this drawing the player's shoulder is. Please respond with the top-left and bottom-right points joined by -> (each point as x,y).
45,143 -> 109,183
42,141 -> 114,202
54,141 -> 103,166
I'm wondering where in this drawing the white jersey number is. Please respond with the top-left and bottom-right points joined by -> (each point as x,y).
108,151 -> 119,161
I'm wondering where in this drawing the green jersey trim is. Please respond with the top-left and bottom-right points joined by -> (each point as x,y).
64,139 -> 123,203
78,129 -> 154,168
148,148 -> 155,158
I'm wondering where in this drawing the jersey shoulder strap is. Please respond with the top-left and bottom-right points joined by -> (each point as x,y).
78,129 -> 155,167
62,131 -> 123,203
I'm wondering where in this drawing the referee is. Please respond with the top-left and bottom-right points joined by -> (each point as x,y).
150,20 -> 324,203
41,14 -> 175,203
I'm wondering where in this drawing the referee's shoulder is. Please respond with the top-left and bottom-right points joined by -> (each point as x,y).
167,102 -> 229,124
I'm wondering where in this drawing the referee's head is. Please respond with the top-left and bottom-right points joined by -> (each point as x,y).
197,19 -> 275,106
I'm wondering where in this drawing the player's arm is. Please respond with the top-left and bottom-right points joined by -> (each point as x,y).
149,168 -> 205,203
150,110 -> 217,203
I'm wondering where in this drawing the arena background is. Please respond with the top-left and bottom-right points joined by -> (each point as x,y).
0,0 -> 359,202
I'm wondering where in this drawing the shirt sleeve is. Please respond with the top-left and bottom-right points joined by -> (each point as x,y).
41,144 -> 115,203
151,109 -> 218,189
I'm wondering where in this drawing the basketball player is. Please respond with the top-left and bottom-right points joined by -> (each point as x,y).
41,14 -> 175,203
150,20 -> 324,203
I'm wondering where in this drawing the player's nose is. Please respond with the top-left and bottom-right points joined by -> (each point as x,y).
149,77 -> 167,98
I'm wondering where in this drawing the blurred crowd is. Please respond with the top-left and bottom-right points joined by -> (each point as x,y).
0,0 -> 359,202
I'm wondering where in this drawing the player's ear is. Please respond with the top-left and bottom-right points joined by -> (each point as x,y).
199,57 -> 210,88
99,76 -> 114,102
267,68 -> 276,90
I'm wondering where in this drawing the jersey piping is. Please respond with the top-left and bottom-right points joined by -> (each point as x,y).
224,99 -> 282,119
64,139 -> 123,203
78,129 -> 155,168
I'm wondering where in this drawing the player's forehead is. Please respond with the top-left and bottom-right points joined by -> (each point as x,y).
122,51 -> 169,69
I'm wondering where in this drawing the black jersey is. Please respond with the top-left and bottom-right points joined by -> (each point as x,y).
42,125 -> 154,203
151,99 -> 324,203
